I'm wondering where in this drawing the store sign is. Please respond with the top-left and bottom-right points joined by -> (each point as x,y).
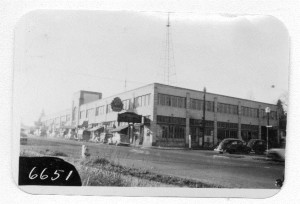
111,97 -> 123,112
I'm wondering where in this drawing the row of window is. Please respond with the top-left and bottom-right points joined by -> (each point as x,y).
190,119 -> 214,127
157,94 -> 277,119
160,124 -> 186,139
241,106 -> 259,118
217,129 -> 238,140
79,94 -> 151,119
217,103 -> 238,115
190,99 -> 215,112
260,110 -> 277,120
217,122 -> 238,129
158,94 -> 186,108
157,115 -> 186,125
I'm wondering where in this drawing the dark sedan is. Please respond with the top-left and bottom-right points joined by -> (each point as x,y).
214,138 -> 251,154
247,139 -> 267,154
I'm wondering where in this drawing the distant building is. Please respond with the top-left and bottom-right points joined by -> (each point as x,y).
42,83 -> 280,148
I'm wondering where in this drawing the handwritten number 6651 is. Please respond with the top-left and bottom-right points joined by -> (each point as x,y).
29,167 -> 73,181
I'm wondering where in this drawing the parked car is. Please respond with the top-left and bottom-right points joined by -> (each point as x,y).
99,133 -> 113,144
247,139 -> 267,154
20,129 -> 28,145
267,148 -> 285,187
110,132 -> 130,146
214,138 -> 251,154
267,148 -> 285,162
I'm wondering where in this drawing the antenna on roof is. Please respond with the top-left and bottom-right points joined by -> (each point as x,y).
162,12 -> 177,85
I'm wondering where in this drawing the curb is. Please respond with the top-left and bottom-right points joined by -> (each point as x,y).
139,146 -> 187,150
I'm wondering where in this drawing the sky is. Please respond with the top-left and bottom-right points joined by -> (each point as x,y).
14,10 -> 289,126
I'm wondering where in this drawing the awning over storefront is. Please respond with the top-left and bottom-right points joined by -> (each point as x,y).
87,125 -> 104,132
117,112 -> 142,123
110,125 -> 129,133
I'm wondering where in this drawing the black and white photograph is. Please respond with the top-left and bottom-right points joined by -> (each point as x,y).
13,10 -> 289,197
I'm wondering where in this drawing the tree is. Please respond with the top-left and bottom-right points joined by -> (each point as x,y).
277,99 -> 287,133
111,97 -> 123,112
34,109 -> 45,127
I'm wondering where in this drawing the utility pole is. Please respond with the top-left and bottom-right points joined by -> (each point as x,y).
202,87 -> 206,147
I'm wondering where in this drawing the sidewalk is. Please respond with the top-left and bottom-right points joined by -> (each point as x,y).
139,146 -> 187,150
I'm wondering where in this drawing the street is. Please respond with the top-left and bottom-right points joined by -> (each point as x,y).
21,136 -> 284,188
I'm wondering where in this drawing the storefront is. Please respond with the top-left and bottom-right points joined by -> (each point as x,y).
117,112 -> 143,146
217,122 -> 238,142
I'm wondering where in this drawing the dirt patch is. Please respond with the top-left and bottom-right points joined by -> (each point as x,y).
20,150 -> 220,188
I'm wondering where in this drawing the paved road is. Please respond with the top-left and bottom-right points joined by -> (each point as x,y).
21,136 -> 284,188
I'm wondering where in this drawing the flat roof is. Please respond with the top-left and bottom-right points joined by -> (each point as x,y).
80,82 -> 277,107
153,83 -> 277,106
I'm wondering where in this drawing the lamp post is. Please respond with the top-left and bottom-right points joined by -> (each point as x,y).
202,87 -> 206,148
265,107 -> 271,152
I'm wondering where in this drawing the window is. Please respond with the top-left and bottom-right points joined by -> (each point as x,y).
95,107 -> 99,116
95,106 -> 105,115
80,111 -> 85,119
107,104 -> 112,113
161,125 -> 169,138
134,94 -> 151,108
122,99 -> 130,110
86,109 -> 94,118
171,96 -> 177,107
260,109 -> 266,118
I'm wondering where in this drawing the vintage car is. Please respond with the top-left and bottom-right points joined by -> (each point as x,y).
247,139 -> 267,154
214,138 -> 251,154
110,132 -> 130,146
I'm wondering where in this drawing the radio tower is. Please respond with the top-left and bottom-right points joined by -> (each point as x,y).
163,13 -> 177,85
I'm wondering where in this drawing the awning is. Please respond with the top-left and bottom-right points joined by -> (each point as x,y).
87,125 -> 104,132
110,125 -> 129,133
117,112 -> 142,123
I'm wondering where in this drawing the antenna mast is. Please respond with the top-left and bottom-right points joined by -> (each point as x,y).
163,13 -> 177,85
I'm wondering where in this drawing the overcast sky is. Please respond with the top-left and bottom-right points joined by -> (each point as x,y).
14,10 -> 289,126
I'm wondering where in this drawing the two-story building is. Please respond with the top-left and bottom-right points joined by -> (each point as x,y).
42,83 -> 280,148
